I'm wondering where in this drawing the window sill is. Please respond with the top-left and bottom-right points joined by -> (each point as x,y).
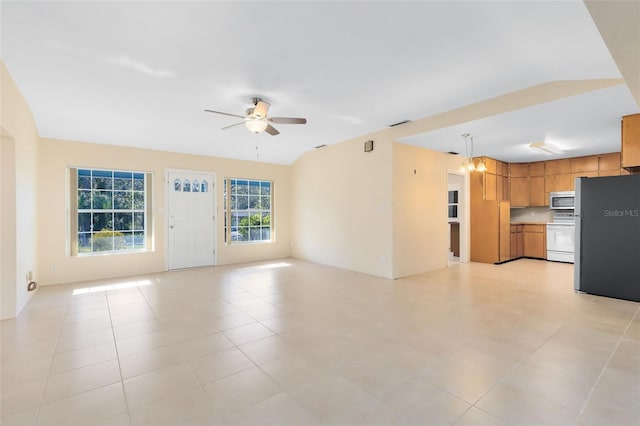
74,249 -> 149,257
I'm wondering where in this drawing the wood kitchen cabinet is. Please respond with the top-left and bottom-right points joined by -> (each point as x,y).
597,153 -> 621,177
473,157 -> 509,202
545,159 -> 571,175
510,177 -> 529,207
529,176 -> 545,206
483,157 -> 497,174
502,176 -> 510,201
523,224 -> 546,259
544,158 -> 571,201
484,172 -> 497,201
528,162 -> 546,206
510,163 -> 529,178
622,113 -> 640,171
497,175 -> 510,202
545,173 -> 572,193
510,225 -> 523,259
599,152 -> 621,172
499,202 -> 511,262
495,159 -> 509,201
569,155 -> 599,186
510,163 -> 545,206
571,170 -> 598,184
469,165 -> 495,201
471,160 -> 511,264
529,161 -> 545,177
598,169 -> 621,177
510,223 -> 545,260
470,199 -> 511,264
571,156 -> 599,175
508,153 -> 626,208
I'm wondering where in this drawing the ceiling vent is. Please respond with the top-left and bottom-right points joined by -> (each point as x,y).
388,119 -> 412,127
447,151 -> 459,155
314,144 -> 327,149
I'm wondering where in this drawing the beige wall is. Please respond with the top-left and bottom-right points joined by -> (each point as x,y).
392,142 -> 467,278
1,132 -> 18,319
291,135 -> 394,278
0,62 -> 40,319
38,138 -> 291,285
2,55 -> 471,313
290,133 -> 468,280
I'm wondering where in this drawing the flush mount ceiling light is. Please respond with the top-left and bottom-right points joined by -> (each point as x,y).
459,133 -> 487,172
529,141 -> 563,155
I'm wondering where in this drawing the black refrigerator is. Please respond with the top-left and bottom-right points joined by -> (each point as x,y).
574,174 -> 640,302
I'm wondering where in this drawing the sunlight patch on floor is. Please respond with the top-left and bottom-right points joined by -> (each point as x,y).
72,279 -> 153,295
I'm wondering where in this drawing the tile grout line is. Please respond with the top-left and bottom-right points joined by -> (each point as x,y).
450,305 -> 582,424
31,290 -> 82,426
107,289 -> 135,426
113,280 -> 176,422
572,305 -> 640,426
194,320 -> 263,426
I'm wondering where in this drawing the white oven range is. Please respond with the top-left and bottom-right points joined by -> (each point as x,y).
547,213 -> 575,263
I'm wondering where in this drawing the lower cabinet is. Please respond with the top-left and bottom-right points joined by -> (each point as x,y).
523,224 -> 546,259
510,225 -> 523,258
510,223 -> 546,260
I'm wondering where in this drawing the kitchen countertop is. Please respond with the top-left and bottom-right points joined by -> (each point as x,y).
510,222 -> 547,226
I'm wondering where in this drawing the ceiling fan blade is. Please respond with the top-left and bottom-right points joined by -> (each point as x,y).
269,117 -> 307,125
253,100 -> 270,118
264,124 -> 280,136
221,121 -> 246,130
204,109 -> 245,119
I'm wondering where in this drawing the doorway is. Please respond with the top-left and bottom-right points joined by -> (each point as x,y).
447,172 -> 468,265
167,170 -> 216,270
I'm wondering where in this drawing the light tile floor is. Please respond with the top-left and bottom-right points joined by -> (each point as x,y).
1,258 -> 639,425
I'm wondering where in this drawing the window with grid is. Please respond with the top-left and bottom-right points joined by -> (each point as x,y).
224,178 -> 272,243
70,168 -> 152,255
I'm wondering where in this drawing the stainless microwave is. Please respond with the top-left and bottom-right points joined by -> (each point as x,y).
549,191 -> 575,210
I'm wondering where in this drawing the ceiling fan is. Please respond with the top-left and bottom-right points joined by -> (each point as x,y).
205,97 -> 307,136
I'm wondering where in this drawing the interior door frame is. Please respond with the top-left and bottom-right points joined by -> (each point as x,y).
165,168 -> 217,271
447,170 -> 470,263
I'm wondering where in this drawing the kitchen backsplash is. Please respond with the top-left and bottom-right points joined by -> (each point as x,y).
510,206 -> 554,223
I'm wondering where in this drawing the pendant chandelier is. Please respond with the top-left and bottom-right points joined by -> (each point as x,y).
460,133 -> 487,172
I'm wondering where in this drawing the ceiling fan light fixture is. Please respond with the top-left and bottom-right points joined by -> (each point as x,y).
529,141 -> 562,155
245,119 -> 268,134
206,98 -> 306,136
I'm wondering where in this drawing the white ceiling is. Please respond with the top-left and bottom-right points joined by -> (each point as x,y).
1,1 -> 638,165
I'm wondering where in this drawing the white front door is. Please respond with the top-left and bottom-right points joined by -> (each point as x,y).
167,170 -> 215,270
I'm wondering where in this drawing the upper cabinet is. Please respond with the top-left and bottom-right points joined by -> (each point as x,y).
545,159 -> 572,195
570,156 -> 599,174
545,159 -> 570,175
509,162 -> 545,207
473,157 -> 509,202
509,163 -> 529,207
508,153 -> 625,207
622,113 -> 640,172
474,151 -> 627,207
598,153 -> 622,177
